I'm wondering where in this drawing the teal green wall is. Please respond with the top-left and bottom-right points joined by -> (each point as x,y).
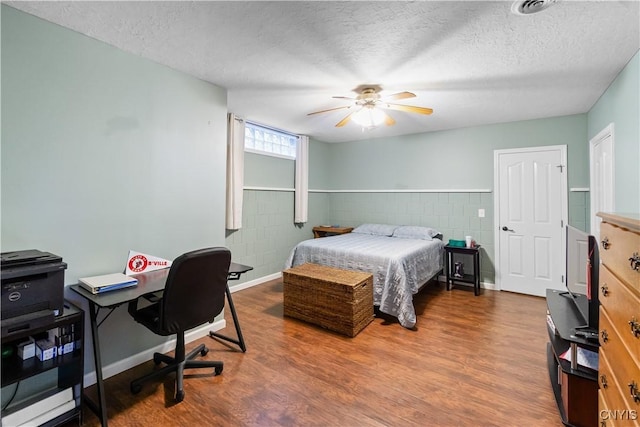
230,138 -> 331,280
588,50 -> 640,212
569,192 -> 590,233
317,114 -> 589,284
225,191 -> 329,280
244,152 -> 294,188
324,114 -> 588,190
237,114 -> 590,286
1,6 -> 228,374
308,138 -> 332,190
328,192 -> 495,283
243,137 -> 332,189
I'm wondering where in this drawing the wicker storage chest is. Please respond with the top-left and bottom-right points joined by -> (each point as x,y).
282,263 -> 374,337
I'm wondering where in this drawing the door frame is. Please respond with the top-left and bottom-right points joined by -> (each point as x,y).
589,123 -> 615,239
493,145 -> 569,292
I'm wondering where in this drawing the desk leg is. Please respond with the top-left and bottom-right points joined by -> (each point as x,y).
445,251 -> 452,291
86,302 -> 109,427
474,251 -> 480,296
209,284 -> 246,352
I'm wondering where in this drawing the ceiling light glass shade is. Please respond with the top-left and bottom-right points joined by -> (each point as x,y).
351,106 -> 385,128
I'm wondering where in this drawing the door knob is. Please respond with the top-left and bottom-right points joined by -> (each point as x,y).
502,226 -> 514,232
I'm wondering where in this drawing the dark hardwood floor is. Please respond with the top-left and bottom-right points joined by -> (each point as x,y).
78,279 -> 563,427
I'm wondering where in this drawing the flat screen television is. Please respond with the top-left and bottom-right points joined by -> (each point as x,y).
564,225 -> 599,333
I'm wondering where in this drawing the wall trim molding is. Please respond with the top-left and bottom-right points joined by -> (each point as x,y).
244,187 -> 492,193
315,189 -> 492,193
244,186 -> 294,192
83,319 -> 226,387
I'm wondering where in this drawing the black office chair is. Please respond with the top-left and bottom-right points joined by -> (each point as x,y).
128,247 -> 231,402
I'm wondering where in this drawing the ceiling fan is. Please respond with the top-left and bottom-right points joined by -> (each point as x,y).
307,86 -> 433,128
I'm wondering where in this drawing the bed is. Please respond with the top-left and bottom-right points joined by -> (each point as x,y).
284,224 -> 445,328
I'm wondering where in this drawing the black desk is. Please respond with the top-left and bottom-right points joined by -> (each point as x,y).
69,262 -> 252,427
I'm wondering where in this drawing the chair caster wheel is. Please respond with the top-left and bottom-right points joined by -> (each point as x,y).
175,390 -> 184,402
200,347 -> 209,357
214,366 -> 223,376
131,383 -> 142,394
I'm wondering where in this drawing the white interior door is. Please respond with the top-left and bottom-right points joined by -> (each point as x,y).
495,146 -> 567,296
590,124 -> 615,240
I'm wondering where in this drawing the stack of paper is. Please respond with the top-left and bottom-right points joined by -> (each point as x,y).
79,273 -> 138,295
560,347 -> 599,370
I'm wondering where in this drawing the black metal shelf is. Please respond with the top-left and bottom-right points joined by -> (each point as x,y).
547,343 -> 571,427
546,289 -> 598,427
546,323 -> 597,381
1,301 -> 84,427
1,350 -> 83,386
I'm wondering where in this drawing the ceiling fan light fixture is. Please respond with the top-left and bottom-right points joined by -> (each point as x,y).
351,106 -> 386,129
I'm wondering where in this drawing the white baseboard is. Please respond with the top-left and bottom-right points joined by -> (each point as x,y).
482,281 -> 497,291
83,318 -> 226,387
229,271 -> 281,293
436,275 -> 496,291
83,271 -> 493,388
82,272 -> 280,387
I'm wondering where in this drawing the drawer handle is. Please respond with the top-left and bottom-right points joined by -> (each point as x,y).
629,380 -> 640,403
601,283 -> 609,296
629,252 -> 640,271
601,329 -> 609,343
600,374 -> 608,388
629,317 -> 640,338
601,237 -> 611,250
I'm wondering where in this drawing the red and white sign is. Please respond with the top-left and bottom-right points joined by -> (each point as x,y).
125,250 -> 172,275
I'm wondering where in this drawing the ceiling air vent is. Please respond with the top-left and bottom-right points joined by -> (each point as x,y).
511,0 -> 558,15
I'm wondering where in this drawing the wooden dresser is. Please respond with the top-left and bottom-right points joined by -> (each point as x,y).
597,213 -> 640,427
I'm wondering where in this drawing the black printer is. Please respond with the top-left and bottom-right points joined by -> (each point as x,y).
1,250 -> 67,338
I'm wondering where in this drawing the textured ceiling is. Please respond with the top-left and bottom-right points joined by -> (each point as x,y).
6,1 -> 640,143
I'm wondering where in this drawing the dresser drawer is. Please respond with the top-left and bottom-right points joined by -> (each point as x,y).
599,391 -> 616,427
600,308 -> 640,413
600,265 -> 640,360
599,221 -> 640,295
599,350 -> 640,427
599,356 -> 620,427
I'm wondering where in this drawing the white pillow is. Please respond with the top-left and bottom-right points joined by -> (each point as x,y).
351,223 -> 398,237
392,226 -> 441,240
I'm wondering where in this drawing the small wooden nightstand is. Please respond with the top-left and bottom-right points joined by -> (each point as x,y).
312,226 -> 353,238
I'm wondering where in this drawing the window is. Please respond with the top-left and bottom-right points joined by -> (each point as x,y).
244,122 -> 297,159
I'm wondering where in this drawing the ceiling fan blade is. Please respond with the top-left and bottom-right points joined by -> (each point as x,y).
332,96 -> 356,100
382,91 -> 416,101
383,103 -> 433,115
307,105 -> 351,116
382,111 -> 396,126
335,111 -> 355,127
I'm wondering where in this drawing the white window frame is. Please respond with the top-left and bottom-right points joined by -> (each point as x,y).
244,121 -> 297,160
